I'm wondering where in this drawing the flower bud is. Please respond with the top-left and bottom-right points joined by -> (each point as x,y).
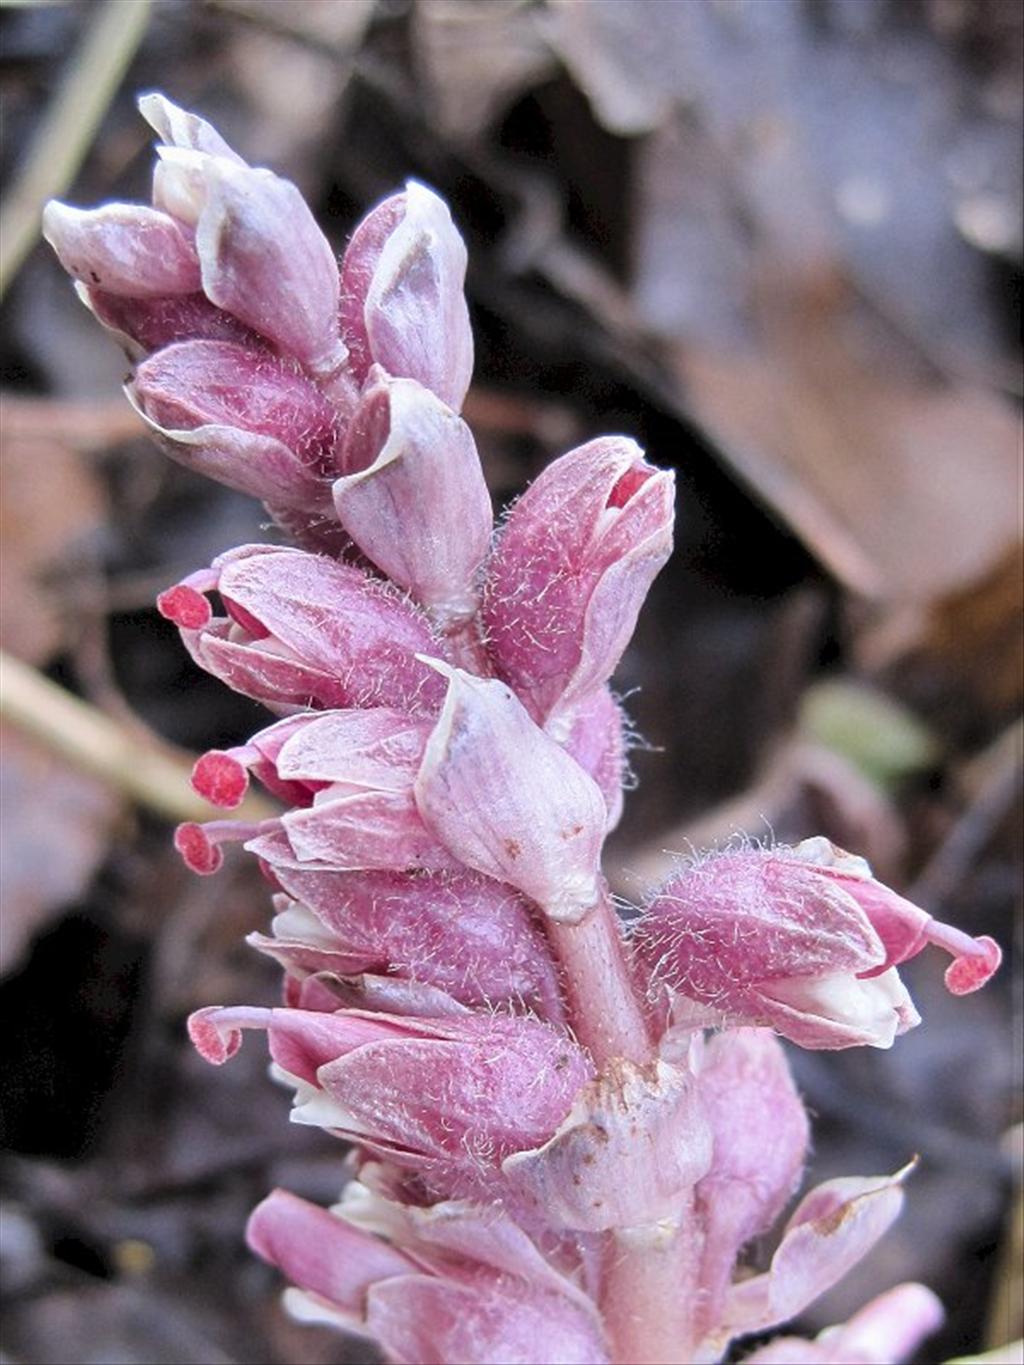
132,340 -> 339,508
333,370 -> 492,625
633,841 -> 998,1049
482,437 -> 674,732
414,666 -> 608,921
190,157 -> 347,379
340,182 -> 473,409
156,545 -> 446,715
42,202 -> 201,297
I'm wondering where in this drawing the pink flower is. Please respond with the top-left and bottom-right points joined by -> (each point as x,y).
246,1187 -> 609,1365
157,544 -> 446,715
246,864 -> 564,1021
482,437 -> 674,733
189,1006 -> 593,1201
179,708 -> 445,876
634,840 -> 999,1049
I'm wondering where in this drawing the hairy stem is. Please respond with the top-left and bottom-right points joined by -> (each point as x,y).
545,883 -> 651,1069
600,1199 -> 702,1365
547,887 -> 702,1363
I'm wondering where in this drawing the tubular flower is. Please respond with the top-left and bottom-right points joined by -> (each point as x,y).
43,93 -> 1002,1365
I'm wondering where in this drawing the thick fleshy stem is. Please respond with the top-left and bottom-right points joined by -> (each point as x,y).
545,883 -> 651,1068
545,886 -> 700,1364
600,1197 -> 702,1365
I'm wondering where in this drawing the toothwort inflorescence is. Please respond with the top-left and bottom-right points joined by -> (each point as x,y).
45,95 -> 1002,1365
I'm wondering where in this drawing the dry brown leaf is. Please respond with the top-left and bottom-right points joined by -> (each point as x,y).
677,313 -> 1022,601
0,395 -> 111,665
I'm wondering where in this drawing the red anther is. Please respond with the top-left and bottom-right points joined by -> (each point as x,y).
174,821 -> 224,875
224,598 -> 270,639
192,750 -> 250,809
157,584 -> 212,630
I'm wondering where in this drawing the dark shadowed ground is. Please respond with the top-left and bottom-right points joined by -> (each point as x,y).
1,3 -> 1020,1363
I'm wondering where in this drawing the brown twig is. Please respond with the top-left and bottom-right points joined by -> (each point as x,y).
0,650 -> 275,825
0,0 -> 152,300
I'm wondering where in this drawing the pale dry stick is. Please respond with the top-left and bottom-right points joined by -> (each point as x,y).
0,649 -> 275,824
0,0 -> 152,300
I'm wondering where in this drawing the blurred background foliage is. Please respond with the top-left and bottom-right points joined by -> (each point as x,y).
0,2 -> 1020,1362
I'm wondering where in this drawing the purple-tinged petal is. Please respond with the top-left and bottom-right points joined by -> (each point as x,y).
341,182 -> 473,408
42,202 -> 200,297
138,91 -> 246,162
334,371 -> 492,625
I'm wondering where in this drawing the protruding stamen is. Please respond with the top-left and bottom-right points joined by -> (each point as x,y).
157,569 -> 217,629
924,922 -> 1003,995
191,747 -> 256,808
188,1004 -> 274,1064
174,818 -> 275,875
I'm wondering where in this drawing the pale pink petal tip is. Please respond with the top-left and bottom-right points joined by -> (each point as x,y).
175,821 -> 224,875
192,750 -> 250,809
157,583 -> 211,629
941,933 -> 1002,995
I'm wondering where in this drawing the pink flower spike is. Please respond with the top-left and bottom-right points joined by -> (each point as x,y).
740,1283 -> 944,1364
482,436 -> 675,731
42,202 -> 201,298
334,371 -> 492,626
340,182 -> 473,409
415,664 -> 608,921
